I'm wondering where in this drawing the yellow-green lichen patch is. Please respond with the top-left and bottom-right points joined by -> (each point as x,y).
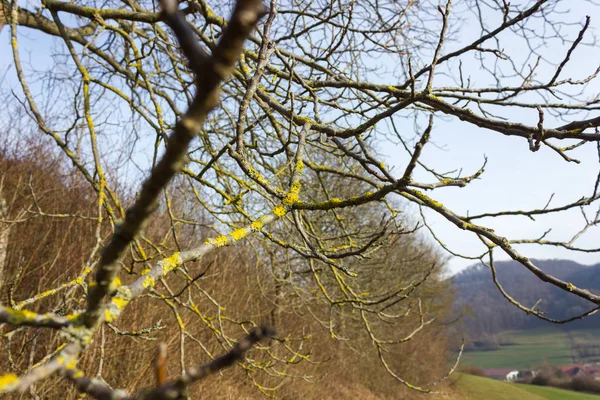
38,288 -> 58,298
160,252 -> 181,273
282,193 -> 299,207
112,296 -> 129,311
290,180 -> 301,194
230,228 -> 248,241
142,275 -> 155,289
411,190 -> 444,209
205,236 -> 228,247
64,358 -> 77,370
104,309 -> 115,323
4,308 -> 38,324
0,373 -> 19,390
66,313 -> 80,322
18,309 -> 37,319
296,115 -> 314,124
330,244 -> 350,253
251,220 -> 264,231
273,205 -> 287,217
461,222 -> 475,230
246,166 -> 270,187
191,303 -> 200,314
108,277 -> 122,293
104,286 -> 132,323
105,303 -> 125,323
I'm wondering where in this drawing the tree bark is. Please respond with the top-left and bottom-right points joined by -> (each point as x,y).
0,193 -> 9,288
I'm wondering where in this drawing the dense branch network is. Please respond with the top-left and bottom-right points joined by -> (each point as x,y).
0,0 -> 599,397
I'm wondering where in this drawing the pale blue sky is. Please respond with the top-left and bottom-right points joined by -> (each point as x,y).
1,1 -> 599,275
382,1 -> 600,273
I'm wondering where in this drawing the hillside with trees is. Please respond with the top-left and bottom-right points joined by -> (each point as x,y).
453,259 -> 600,337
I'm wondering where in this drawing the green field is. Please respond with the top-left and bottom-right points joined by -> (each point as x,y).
452,374 -> 600,400
461,328 -> 600,369
519,383 -> 600,400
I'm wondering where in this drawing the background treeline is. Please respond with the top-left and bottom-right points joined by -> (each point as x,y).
453,259 -> 600,342
517,364 -> 600,395
0,136 -> 456,399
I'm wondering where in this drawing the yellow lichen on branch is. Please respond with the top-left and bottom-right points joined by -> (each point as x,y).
160,252 -> 181,273
0,374 -> 19,392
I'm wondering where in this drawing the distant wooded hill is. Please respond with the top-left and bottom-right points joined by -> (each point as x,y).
452,259 -> 600,337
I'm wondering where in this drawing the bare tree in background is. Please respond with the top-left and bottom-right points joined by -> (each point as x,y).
0,0 -> 599,398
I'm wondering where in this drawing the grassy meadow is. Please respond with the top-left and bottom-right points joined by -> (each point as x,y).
450,374 -> 600,400
519,383 -> 600,400
461,328 -> 600,369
